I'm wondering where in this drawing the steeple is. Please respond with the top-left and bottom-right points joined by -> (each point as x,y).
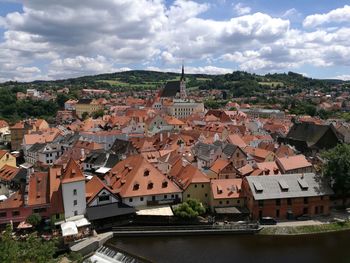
179,63 -> 187,99
180,62 -> 185,81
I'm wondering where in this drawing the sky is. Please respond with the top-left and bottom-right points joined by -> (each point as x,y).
0,0 -> 350,82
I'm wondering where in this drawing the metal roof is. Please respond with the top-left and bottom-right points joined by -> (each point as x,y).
246,173 -> 333,200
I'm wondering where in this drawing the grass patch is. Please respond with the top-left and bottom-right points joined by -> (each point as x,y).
258,81 -> 284,87
259,221 -> 350,235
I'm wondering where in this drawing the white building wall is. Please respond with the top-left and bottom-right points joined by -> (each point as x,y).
62,181 -> 86,218
122,192 -> 182,207
88,189 -> 119,207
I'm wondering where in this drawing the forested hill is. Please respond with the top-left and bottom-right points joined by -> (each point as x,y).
0,70 -> 345,92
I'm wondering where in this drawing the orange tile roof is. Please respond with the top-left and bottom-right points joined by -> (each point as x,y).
239,164 -> 254,176
85,176 -> 115,204
0,190 -> 23,209
211,179 -> 243,199
210,159 -> 230,174
277,155 -> 312,172
106,155 -> 181,198
171,164 -> 210,190
27,172 -> 49,206
255,161 -> 280,175
227,134 -> 247,148
48,168 -> 64,214
0,165 -> 19,181
61,159 -> 85,184
244,146 -> 274,160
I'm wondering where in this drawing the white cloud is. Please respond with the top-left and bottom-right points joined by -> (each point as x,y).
303,5 -> 350,28
146,65 -> 232,75
233,3 -> 251,16
0,1 -> 349,81
335,75 -> 350,81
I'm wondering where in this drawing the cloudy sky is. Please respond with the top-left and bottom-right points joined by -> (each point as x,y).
0,0 -> 350,82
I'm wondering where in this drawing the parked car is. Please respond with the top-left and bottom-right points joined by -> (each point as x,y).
259,217 -> 277,225
296,215 -> 311,221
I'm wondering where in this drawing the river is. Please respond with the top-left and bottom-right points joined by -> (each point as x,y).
107,231 -> 350,263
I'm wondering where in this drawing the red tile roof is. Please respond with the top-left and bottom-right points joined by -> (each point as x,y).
210,179 -> 243,199
171,164 -> 210,190
106,155 -> 181,198
61,159 -> 85,184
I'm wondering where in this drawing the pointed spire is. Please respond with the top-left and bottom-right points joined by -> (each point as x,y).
181,61 -> 185,81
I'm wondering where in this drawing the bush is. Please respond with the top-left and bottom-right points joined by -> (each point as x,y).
173,198 -> 206,219
27,213 -> 42,227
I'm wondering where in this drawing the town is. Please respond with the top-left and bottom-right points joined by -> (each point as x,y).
0,64 -> 349,261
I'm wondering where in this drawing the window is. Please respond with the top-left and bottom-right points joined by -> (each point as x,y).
187,194 -> 190,198
12,211 -> 20,217
226,200 -> 229,204
303,197 -> 308,204
201,184 -> 204,188
287,199 -> 292,206
219,201 -> 222,205
73,189 -> 77,196
205,193 -> 208,197
315,206 -> 319,214
276,209 -> 280,218
237,200 -> 240,204
73,200 -> 77,206
258,200 -> 264,207
74,211 -> 78,216
194,184 -> 197,188
129,198 -> 133,202
276,199 -> 281,206
98,195 -> 110,202
164,195 -> 167,199
55,214 -> 60,219
0,212 -> 6,218
140,197 -> 144,201
303,207 -> 308,214
33,207 -> 47,213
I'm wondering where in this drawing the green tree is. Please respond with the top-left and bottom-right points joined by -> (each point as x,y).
0,225 -> 20,263
173,198 -> 206,219
92,109 -> 104,119
0,224 -> 58,263
322,144 -> 350,206
27,213 -> 42,227
81,112 -> 89,120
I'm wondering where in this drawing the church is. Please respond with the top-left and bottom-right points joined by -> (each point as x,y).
159,65 -> 187,99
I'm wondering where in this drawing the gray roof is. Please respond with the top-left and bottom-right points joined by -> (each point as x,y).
246,173 -> 334,200
28,143 -> 46,153
86,203 -> 135,221
193,142 -> 220,161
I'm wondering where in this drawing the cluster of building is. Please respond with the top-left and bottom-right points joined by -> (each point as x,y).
0,66 -> 346,237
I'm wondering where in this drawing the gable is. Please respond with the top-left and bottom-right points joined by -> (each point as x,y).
88,187 -> 120,207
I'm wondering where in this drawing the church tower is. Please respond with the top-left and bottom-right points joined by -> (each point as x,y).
179,63 -> 187,99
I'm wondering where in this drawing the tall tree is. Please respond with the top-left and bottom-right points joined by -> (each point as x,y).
322,144 -> 350,206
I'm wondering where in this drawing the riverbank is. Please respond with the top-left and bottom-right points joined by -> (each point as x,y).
259,220 -> 350,235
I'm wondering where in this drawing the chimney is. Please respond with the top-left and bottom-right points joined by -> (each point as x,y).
160,133 -> 163,142
81,148 -> 85,159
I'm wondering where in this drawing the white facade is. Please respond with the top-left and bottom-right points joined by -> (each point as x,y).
62,181 -> 86,218
88,189 -> 119,207
122,193 -> 182,207
166,101 -> 204,119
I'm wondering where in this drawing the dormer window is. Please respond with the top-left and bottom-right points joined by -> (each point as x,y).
144,169 -> 150,177
133,183 -> 139,191
162,180 -> 168,188
147,181 -> 153,189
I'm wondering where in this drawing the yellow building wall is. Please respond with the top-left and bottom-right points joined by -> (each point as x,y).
183,183 -> 210,206
0,154 -> 16,169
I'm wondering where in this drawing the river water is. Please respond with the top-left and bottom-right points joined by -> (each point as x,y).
108,231 -> 350,263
